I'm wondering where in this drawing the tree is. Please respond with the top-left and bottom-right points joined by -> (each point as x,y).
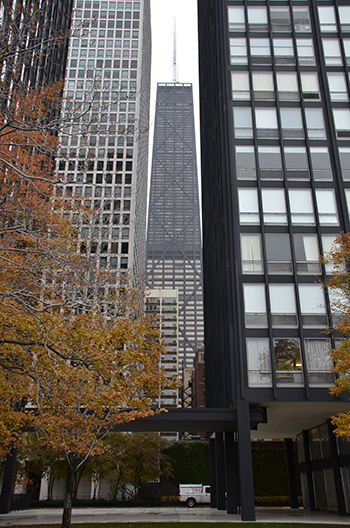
322,231 -> 350,438
86,432 -> 171,501
0,84 -> 171,528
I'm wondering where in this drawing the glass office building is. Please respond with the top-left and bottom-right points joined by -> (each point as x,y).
57,0 -> 151,276
146,83 -> 204,369
198,0 -> 350,519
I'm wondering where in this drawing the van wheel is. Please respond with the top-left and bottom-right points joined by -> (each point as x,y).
186,498 -> 196,508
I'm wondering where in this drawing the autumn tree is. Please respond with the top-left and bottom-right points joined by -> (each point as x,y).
88,433 -> 172,501
0,83 -> 171,528
322,231 -> 350,438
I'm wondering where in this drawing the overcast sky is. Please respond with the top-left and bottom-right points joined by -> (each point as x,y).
148,0 -> 201,176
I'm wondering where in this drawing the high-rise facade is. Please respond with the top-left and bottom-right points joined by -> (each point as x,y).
198,0 -> 350,519
145,288 -> 179,440
57,0 -> 151,276
146,83 -> 204,369
0,0 -> 73,98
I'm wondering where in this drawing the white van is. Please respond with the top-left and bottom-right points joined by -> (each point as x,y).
179,484 -> 211,507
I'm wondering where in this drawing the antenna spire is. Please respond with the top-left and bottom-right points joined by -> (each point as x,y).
173,18 -> 177,83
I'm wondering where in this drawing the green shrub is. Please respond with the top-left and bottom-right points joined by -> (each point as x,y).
164,441 -> 209,486
255,496 -> 303,507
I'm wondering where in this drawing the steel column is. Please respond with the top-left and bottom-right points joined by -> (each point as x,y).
237,400 -> 255,521
225,431 -> 238,514
209,437 -> 217,508
215,432 -> 226,510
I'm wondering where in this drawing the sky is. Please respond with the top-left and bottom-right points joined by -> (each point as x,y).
148,0 -> 201,175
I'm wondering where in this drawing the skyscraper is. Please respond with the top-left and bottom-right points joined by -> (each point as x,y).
146,82 -> 204,369
0,0 -> 73,98
198,0 -> 350,519
57,0 -> 151,277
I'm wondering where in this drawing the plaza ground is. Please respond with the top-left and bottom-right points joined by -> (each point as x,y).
0,507 -> 350,526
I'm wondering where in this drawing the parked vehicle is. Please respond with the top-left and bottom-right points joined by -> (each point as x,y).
179,484 -> 210,507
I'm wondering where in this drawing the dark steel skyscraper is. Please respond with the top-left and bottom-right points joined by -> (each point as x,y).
198,0 -> 350,520
146,83 -> 203,369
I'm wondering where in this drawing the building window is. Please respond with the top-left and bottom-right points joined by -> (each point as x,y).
270,6 -> 291,32
246,339 -> 272,387
339,148 -> 350,180
255,107 -> 278,138
243,284 -> 267,327
310,147 -> 332,181
233,107 -> 253,138
265,233 -> 292,274
247,7 -> 268,32
280,107 -> 304,139
252,72 -> 274,100
230,38 -> 248,65
273,38 -> 295,65
329,288 -> 347,326
293,6 -> 311,32
322,235 -> 337,274
294,234 -> 321,274
300,72 -> 320,101
322,39 -> 342,66
296,39 -> 315,65
238,188 -> 259,224
231,72 -> 250,100
258,146 -> 283,180
338,6 -> 350,31
305,108 -> 326,139
277,72 -> 299,101
240,234 -> 263,274
344,39 -> 350,66
318,6 -> 337,32
304,339 -> 334,387
261,188 -> 287,224
228,6 -> 245,32
315,189 -> 339,225
333,109 -> 350,139
284,147 -> 309,180
299,284 -> 327,328
288,189 -> 315,225
327,73 -> 348,102
250,38 -> 271,65
236,146 -> 256,180
269,284 -> 297,328
345,189 -> 350,223
274,338 -> 303,386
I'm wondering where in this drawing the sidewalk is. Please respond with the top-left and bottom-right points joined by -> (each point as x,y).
0,506 -> 350,525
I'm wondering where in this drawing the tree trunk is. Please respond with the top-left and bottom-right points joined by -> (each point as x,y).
61,460 -> 76,528
73,463 -> 85,499
48,476 -> 55,500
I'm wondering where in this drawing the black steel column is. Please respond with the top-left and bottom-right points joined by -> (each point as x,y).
327,420 -> 347,515
284,438 -> 299,509
0,447 -> 17,514
302,430 -> 316,511
225,431 -> 238,514
215,432 -> 226,510
237,400 -> 255,521
209,437 -> 217,508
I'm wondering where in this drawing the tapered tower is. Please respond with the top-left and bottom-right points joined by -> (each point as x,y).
146,83 -> 203,369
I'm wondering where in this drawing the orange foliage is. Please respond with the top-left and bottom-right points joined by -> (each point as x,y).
0,85 -> 170,466
322,232 -> 350,437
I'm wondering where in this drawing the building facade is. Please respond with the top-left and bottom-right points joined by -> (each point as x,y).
146,83 -> 204,369
198,0 -> 350,519
145,288 -> 179,441
57,0 -> 151,276
0,0 -> 73,102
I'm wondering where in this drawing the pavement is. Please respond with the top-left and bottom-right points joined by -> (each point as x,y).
0,506 -> 350,525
